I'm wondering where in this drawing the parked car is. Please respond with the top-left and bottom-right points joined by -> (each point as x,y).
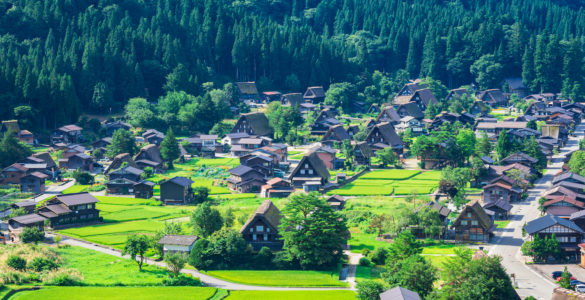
570,279 -> 584,286
576,284 -> 585,293
553,271 -> 573,280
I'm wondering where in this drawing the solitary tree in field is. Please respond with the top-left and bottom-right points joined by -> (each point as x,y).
164,252 -> 187,277
190,202 -> 223,237
123,234 -> 150,271
160,128 -> 180,169
20,227 -> 45,244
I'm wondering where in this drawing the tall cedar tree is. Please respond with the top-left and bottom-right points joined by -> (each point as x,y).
279,193 -> 348,270
106,129 -> 137,158
160,128 -> 180,169
0,131 -> 32,168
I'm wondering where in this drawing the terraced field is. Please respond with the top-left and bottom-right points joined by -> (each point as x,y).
328,169 -> 440,196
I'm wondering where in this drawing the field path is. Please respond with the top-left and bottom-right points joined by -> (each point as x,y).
55,234 -> 354,291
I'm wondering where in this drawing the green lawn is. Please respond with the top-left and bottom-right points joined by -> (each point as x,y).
62,185 -> 90,194
327,170 -> 440,196
421,244 -> 463,255
58,195 -> 193,248
204,270 -> 348,287
56,246 -> 170,286
11,287 -> 217,300
348,227 -> 390,253
355,265 -> 384,281
495,220 -> 511,228
359,169 -> 421,180
226,290 -> 356,300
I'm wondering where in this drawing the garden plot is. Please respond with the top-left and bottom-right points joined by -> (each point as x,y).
327,170 -> 441,196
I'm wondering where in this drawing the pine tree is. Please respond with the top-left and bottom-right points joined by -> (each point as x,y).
160,128 -> 180,169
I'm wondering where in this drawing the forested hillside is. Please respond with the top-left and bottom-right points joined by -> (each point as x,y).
2,0 -> 585,129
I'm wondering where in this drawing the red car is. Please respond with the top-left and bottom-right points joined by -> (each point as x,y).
558,276 -> 577,282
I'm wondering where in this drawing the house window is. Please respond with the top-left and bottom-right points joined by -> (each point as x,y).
308,169 -> 313,175
253,234 -> 257,241
305,164 -> 309,168
467,213 -> 471,217
471,220 -> 478,226
300,170 -> 305,175
266,228 -> 270,233
263,234 -> 268,241
250,228 -> 253,232
256,225 -> 264,232
461,220 -> 468,225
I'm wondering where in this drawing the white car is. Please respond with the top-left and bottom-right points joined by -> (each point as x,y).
576,284 -> 585,293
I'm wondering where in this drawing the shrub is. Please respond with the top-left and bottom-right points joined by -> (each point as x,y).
368,247 -> 388,265
43,269 -> 84,286
20,227 -> 45,244
6,255 -> 27,271
356,280 -> 385,300
0,271 -> 29,284
28,257 -> 59,272
73,170 -> 95,185
254,247 -> 275,269
164,252 -> 187,277
361,248 -> 371,257
162,274 -> 201,286
359,257 -> 371,267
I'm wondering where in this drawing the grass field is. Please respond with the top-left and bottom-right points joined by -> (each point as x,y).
11,287 -> 217,300
59,196 -> 193,248
56,246 -> 169,285
205,270 -> 347,287
495,220 -> 511,228
327,170 -> 440,196
225,290 -> 356,300
62,185 -> 90,194
348,227 -> 390,253
355,265 -> 384,281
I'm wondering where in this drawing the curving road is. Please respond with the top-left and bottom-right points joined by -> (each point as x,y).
489,120 -> 585,299
56,234 -> 354,291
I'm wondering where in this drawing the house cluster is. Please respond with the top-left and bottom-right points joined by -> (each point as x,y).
0,152 -> 57,194
523,154 -> 585,261
6,192 -> 101,242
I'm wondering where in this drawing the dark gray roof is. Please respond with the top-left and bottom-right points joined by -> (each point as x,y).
290,152 -> 330,180
480,156 -> 494,164
56,192 -> 99,206
354,142 -> 374,158
158,235 -> 199,246
379,287 -> 421,300
166,177 -> 193,187
134,180 -> 155,187
399,102 -> 424,119
570,210 -> 585,221
483,199 -> 513,211
240,112 -> 273,136
416,201 -> 451,217
229,165 -> 256,176
553,172 -> 585,185
525,214 -> 585,235
370,122 -> 403,147
10,213 -> 46,225
111,166 -> 144,176
377,106 -> 401,123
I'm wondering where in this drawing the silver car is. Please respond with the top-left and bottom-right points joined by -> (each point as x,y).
576,284 -> 585,293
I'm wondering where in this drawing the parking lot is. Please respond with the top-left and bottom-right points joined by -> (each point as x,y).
530,263 -> 585,284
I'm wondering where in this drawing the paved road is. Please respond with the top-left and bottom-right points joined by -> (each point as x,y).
57,235 -> 354,291
489,120 -> 585,299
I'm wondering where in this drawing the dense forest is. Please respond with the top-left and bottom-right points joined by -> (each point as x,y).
2,0 -> 585,129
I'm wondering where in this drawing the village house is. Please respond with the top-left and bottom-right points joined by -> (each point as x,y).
483,200 -> 513,220
504,77 -> 530,98
133,181 -> 155,199
231,112 -> 273,138
418,201 -> 451,223
553,172 -> 585,186
20,172 -> 48,194
65,153 -> 93,171
104,153 -> 137,174
37,193 -> 101,228
321,124 -> 351,147
501,152 -> 538,168
303,86 -> 326,103
281,93 -> 303,107
160,177 -> 194,205
142,129 -> 165,145
227,165 -> 266,193
310,146 -> 341,170
353,142 -> 374,166
92,137 -> 112,150
376,106 -> 401,124
260,178 -> 294,198
288,152 -> 330,190
474,121 -> 527,139
221,132 -> 250,146
0,163 -> 28,185
299,103 -> 318,115
10,201 -> 36,214
0,120 -> 33,145
544,186 -> 585,202
393,88 -> 438,111
262,91 -> 282,103
53,124 -> 83,143
525,214 -> 585,261
542,195 -> 583,218
445,88 -> 471,101
367,103 -> 381,114
395,102 -> 424,120
135,144 -> 164,170
553,180 -> 585,195
379,287 -> 421,300
103,120 -> 132,136
476,89 -> 507,107
309,109 -> 342,135
365,122 -> 404,154
395,116 -> 425,135
469,101 -> 491,116
240,200 -> 283,251
8,214 -> 46,243
158,235 -> 199,256
239,153 -> 274,177
326,195 -> 346,210
452,200 -> 495,242
236,82 -> 260,102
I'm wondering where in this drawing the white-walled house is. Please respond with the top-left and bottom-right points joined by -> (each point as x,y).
158,235 -> 199,255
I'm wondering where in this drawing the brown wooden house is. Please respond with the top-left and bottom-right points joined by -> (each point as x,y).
288,152 -> 330,189
160,177 -> 194,205
231,112 -> 273,138
37,193 -> 101,228
452,200 -> 495,242
227,165 -> 266,193
303,86 -> 326,103
525,214 -> 585,261
239,200 -> 283,251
